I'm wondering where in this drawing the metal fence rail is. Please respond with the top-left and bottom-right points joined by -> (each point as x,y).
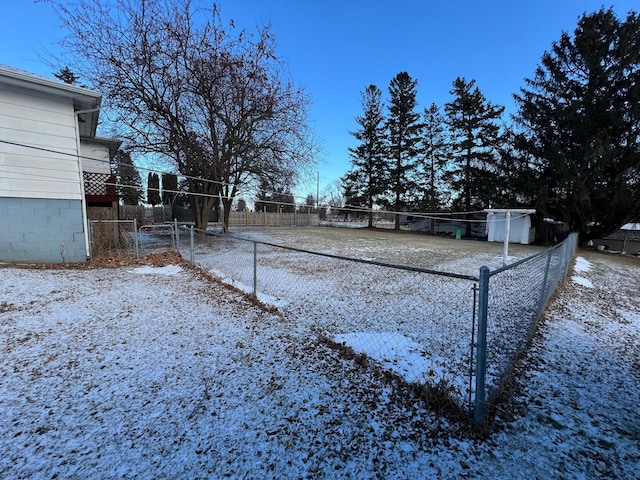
473,233 -> 579,425
90,222 -> 578,427
182,229 -> 480,414
88,219 -> 178,259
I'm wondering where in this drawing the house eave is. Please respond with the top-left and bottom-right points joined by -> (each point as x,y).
83,135 -> 123,161
0,64 -> 102,137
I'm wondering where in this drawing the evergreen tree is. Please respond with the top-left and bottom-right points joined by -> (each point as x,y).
254,180 -> 271,212
386,72 -> 423,230
161,173 -> 178,205
277,191 -> 296,213
417,103 -> 449,211
147,172 -> 161,205
112,150 -> 142,206
254,180 -> 295,213
299,194 -> 316,212
343,84 -> 387,227
235,198 -> 247,212
161,173 -> 179,219
54,66 -> 81,85
445,77 -> 505,236
514,8 -> 640,239
495,129 -> 539,208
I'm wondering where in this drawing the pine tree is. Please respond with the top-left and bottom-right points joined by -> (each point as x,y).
514,8 -> 640,239
235,198 -> 247,212
417,103 -> 449,211
112,150 -> 142,206
254,180 -> 295,213
343,85 -> 387,227
161,173 -> 178,205
445,77 -> 504,236
147,173 -> 161,205
54,66 -> 80,85
386,72 -> 423,230
300,194 -> 316,213
254,180 -> 271,213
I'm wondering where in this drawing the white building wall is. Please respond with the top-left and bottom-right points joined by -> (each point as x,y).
80,139 -> 111,174
0,83 -> 82,200
487,213 -> 535,244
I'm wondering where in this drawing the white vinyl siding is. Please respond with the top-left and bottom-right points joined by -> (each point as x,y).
0,84 -> 82,200
80,139 -> 112,174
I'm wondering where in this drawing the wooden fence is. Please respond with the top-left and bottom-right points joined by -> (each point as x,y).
119,205 -> 320,227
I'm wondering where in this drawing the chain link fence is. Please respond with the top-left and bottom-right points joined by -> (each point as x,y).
88,220 -> 177,259
475,233 -> 578,424
88,220 -> 137,258
178,228 -> 578,426
89,221 -> 578,426
181,229 -> 479,417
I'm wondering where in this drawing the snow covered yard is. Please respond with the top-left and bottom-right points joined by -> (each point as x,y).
0,239 -> 639,478
189,227 -> 548,412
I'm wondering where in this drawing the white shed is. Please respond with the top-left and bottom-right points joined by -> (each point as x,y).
485,209 -> 536,245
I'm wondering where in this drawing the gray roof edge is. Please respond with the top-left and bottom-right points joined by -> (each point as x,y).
621,223 -> 640,231
0,64 -> 102,102
82,135 -> 123,159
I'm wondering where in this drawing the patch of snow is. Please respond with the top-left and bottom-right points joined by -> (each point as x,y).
132,265 -> 183,275
572,275 -> 594,288
573,256 -> 592,273
334,332 -> 431,384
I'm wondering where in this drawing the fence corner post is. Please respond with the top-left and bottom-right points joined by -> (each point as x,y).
474,265 -> 490,427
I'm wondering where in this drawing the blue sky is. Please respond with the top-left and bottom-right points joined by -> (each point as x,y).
1,0 -> 638,199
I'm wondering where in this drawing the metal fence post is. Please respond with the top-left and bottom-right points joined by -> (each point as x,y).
174,218 -> 179,252
133,218 -> 139,258
190,226 -> 194,264
468,283 -> 478,412
474,265 -> 490,427
253,241 -> 257,296
538,249 -> 553,315
87,221 -> 93,259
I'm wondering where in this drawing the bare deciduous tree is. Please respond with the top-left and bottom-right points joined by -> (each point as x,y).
48,0 -> 317,231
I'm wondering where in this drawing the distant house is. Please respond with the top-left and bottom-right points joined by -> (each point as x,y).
598,222 -> 640,255
400,213 -> 487,238
0,65 -> 121,263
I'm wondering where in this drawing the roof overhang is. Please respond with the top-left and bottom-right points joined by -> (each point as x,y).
85,135 -> 123,160
0,64 -> 102,138
484,209 -> 536,214
621,223 -> 640,231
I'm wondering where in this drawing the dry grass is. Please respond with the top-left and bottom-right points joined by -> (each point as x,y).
319,333 -> 471,429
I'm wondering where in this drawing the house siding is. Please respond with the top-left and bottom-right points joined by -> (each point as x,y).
80,139 -> 111,174
0,83 -> 83,201
0,76 -> 89,263
0,197 -> 87,263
